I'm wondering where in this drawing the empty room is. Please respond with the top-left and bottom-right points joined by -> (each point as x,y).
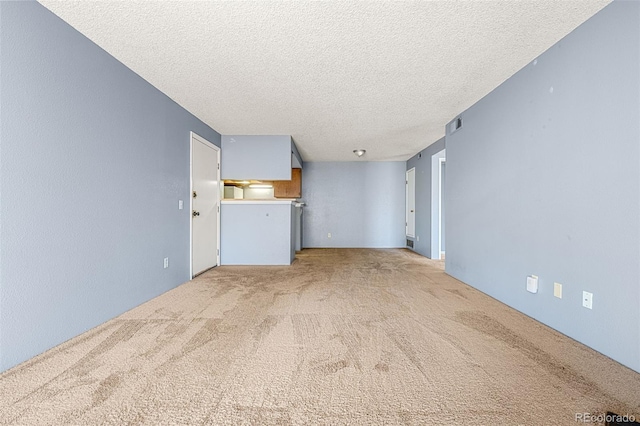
1,0 -> 639,424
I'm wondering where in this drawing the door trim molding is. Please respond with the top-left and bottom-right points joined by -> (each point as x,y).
190,132 -> 221,278
438,157 -> 446,258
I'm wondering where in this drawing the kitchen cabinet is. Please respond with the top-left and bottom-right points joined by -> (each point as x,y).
273,168 -> 301,198
221,135 -> 303,180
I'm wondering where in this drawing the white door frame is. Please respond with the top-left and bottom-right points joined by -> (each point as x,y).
438,157 -> 446,258
190,132 -> 221,278
430,149 -> 446,259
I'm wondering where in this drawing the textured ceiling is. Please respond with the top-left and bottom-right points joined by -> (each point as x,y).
39,1 -> 610,162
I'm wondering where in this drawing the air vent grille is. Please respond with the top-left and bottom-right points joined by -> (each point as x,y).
450,116 -> 463,133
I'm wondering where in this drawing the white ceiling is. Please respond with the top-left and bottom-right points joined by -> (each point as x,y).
39,0 -> 610,162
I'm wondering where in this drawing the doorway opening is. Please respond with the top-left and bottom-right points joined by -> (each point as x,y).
431,149 -> 446,260
439,157 -> 446,259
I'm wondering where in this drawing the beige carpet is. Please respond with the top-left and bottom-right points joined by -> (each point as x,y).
1,249 -> 639,425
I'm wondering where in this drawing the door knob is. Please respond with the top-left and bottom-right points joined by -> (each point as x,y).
192,210 -> 200,217
193,191 -> 197,198
410,210 -> 414,213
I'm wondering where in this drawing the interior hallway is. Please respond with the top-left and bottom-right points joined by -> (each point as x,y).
1,249 -> 638,425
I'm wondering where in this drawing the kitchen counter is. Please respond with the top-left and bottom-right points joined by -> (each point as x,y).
220,200 -> 297,265
221,199 -> 298,204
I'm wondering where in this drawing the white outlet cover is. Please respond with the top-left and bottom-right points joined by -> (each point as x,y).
179,200 -> 184,210
526,275 -> 538,293
582,291 -> 593,309
164,257 -> 169,269
553,282 -> 562,299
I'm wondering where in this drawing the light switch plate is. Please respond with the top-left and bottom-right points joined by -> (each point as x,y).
553,282 -> 562,299
526,275 -> 538,293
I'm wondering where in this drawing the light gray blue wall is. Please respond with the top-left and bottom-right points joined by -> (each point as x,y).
0,2 -> 220,372
405,138 -> 446,258
445,1 -> 640,372
221,203 -> 294,265
221,135 -> 292,180
302,162 -> 406,248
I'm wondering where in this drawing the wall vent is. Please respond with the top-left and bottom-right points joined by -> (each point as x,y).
406,239 -> 414,248
450,116 -> 463,133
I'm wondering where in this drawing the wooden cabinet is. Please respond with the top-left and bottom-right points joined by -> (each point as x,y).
273,168 -> 301,198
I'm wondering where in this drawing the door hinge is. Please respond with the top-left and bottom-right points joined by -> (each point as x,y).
217,205 -> 220,212
217,249 -> 219,255
218,163 -> 220,170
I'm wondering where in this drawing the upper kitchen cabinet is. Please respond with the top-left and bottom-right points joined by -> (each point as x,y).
221,135 -> 303,180
291,139 -> 303,169
273,168 -> 302,198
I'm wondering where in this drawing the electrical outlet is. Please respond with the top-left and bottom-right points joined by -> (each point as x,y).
163,257 -> 169,269
328,232 -> 332,238
582,291 -> 593,309
178,200 -> 183,210
554,282 -> 562,299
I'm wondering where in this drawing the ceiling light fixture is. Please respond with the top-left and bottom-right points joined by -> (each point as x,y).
353,149 -> 366,157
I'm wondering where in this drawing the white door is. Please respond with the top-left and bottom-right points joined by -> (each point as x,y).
191,132 -> 220,276
406,168 -> 416,237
